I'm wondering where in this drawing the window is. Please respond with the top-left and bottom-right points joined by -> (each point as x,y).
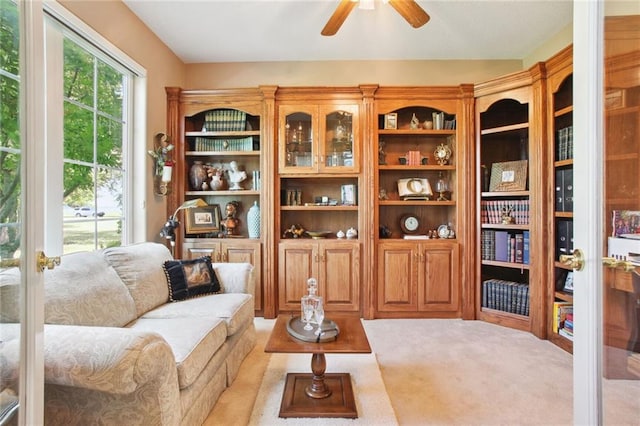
43,5 -> 146,254
61,36 -> 129,253
0,0 -> 21,260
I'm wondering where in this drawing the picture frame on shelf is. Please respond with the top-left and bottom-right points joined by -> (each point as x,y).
384,113 -> 398,130
489,160 -> 528,192
185,205 -> 221,234
341,184 -> 357,205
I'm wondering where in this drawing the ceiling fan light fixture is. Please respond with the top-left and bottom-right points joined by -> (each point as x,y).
359,0 -> 375,10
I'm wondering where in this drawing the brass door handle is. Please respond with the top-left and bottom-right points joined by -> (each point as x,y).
37,251 -> 61,271
559,249 -> 585,271
602,256 -> 636,272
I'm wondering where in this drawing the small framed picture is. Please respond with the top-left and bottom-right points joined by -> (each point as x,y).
384,113 -> 398,130
489,160 -> 528,192
341,184 -> 357,205
563,271 -> 574,293
185,205 -> 221,234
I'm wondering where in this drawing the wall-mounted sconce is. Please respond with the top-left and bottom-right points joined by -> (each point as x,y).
148,132 -> 174,196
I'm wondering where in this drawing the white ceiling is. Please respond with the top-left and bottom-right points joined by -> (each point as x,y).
122,0 -> 573,64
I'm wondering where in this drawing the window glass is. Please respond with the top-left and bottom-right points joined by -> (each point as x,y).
61,36 -> 130,253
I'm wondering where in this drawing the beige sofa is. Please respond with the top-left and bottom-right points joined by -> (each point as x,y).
0,242 -> 255,426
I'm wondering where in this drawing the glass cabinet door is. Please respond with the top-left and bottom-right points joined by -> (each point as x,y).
279,106 -> 315,173
319,105 -> 359,173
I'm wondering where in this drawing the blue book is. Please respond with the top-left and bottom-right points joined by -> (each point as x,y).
523,231 -> 530,264
494,231 -> 509,262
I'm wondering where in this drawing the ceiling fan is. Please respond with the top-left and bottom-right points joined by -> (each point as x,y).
321,0 -> 430,36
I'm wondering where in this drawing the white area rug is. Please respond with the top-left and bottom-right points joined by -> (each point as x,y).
248,352 -> 398,425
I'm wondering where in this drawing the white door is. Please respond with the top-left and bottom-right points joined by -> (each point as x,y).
0,1 -> 48,424
573,1 -> 640,423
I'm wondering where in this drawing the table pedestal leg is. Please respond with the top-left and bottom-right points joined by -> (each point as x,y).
305,353 -> 332,398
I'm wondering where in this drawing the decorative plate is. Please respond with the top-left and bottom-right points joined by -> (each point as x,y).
306,231 -> 332,239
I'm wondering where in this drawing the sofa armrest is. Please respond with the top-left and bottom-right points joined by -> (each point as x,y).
212,262 -> 254,296
43,324 -> 178,395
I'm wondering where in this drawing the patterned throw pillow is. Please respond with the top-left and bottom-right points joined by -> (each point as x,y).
162,257 -> 221,301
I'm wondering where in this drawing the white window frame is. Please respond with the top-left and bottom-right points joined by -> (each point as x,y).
43,1 -> 147,253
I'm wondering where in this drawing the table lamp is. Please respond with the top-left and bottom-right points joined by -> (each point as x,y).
160,198 -> 207,255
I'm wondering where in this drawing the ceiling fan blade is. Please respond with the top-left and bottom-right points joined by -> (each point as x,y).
321,0 -> 357,36
388,0 -> 430,28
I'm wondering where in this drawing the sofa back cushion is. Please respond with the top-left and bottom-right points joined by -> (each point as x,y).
102,242 -> 173,317
44,251 -> 137,327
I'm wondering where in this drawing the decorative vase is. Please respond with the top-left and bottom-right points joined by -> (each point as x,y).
247,201 -> 260,238
189,161 -> 207,190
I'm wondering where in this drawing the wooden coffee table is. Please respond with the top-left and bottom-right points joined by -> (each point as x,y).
264,313 -> 371,418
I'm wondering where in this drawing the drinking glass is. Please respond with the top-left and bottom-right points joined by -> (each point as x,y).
302,301 -> 314,331
314,304 -> 325,335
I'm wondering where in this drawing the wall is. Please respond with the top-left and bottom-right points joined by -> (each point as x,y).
185,59 -> 522,89
59,0 -> 186,244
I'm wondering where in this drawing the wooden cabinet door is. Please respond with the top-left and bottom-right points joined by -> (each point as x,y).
222,241 -> 262,311
377,242 -> 418,312
418,242 -> 460,312
183,243 -> 221,261
278,242 -> 318,311
319,241 -> 360,312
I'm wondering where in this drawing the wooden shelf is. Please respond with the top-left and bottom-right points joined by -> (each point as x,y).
185,130 -> 260,137
378,165 -> 455,171
480,223 -> 530,230
554,291 -> 574,302
280,205 -> 359,211
481,260 -> 530,270
185,190 -> 260,196
555,105 -> 573,117
480,122 -> 529,135
186,150 -> 260,156
555,159 -> 573,167
378,129 -> 455,136
481,190 -> 529,197
555,211 -> 573,218
379,200 -> 455,206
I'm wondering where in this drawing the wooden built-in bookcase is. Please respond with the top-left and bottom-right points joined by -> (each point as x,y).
163,46 -> 586,350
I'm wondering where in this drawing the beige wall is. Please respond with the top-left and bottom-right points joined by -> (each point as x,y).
59,0 -> 186,243
185,59 -> 523,89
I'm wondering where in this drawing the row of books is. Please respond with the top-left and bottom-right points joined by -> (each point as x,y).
481,230 -> 530,264
191,136 -> 255,152
557,125 -> 574,161
554,168 -> 573,212
559,315 -> 574,341
481,279 -> 530,316
480,199 -> 530,225
552,301 -> 573,333
202,109 -> 247,132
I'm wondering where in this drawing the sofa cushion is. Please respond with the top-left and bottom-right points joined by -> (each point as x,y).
0,268 -> 20,323
102,242 -> 173,317
163,257 -> 220,301
127,317 -> 227,389
44,251 -> 137,327
140,293 -> 253,336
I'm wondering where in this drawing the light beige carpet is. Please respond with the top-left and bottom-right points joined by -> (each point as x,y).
248,352 -> 397,425
205,318 -> 640,425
